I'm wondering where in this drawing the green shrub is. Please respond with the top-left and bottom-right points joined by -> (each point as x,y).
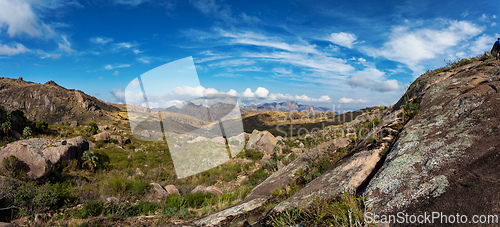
2,155 -> 21,177
237,149 -> 263,161
34,120 -> 48,132
21,126 -> 32,139
402,103 -> 420,119
81,150 -> 99,172
262,161 -> 278,171
87,122 -> 99,135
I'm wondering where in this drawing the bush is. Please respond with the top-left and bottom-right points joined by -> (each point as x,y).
402,103 -> 420,119
262,161 -> 278,171
34,120 -> 48,132
21,126 -> 32,139
237,149 -> 263,162
81,150 -> 99,172
87,122 -> 99,135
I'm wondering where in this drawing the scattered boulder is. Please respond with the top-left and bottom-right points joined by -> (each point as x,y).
110,135 -> 122,143
205,186 -> 223,196
93,131 -> 110,142
135,168 -> 144,176
245,130 -> 277,155
164,185 -> 180,196
106,197 -> 119,203
150,183 -> 169,198
191,185 -> 223,196
187,136 -> 208,143
122,137 -> 131,145
0,136 -> 89,179
211,136 -> 226,144
141,130 -> 151,138
88,141 -> 96,148
98,125 -> 110,132
70,121 -> 78,127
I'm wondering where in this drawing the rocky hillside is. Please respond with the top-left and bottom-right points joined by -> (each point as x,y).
191,58 -> 500,226
0,77 -> 121,124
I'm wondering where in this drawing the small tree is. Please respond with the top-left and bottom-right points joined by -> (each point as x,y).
87,122 -> 98,135
1,120 -> 12,135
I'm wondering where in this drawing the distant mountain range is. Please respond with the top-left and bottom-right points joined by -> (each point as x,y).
240,101 -> 331,113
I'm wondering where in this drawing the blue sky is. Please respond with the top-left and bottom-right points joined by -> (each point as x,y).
0,0 -> 498,110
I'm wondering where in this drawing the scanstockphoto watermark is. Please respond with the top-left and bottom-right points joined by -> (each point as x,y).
365,212 -> 499,225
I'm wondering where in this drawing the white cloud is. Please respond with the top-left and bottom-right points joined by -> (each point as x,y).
328,32 -> 357,48
220,30 -> 319,54
470,34 -> 494,55
98,76 -> 104,80
138,57 -> 150,64
133,49 -> 142,54
347,67 -> 401,92
117,42 -> 133,48
58,43 -> 75,53
208,59 -> 255,68
90,37 -> 113,44
364,20 -> 483,74
105,64 -> 131,70
254,87 -> 269,99
113,71 -> 119,76
0,0 -> 43,37
241,88 -> 255,98
245,51 -> 353,75
37,49 -> 61,59
492,22 -> 497,27
0,43 -> 28,56
113,0 -> 149,6
227,89 -> 237,97
338,97 -> 365,104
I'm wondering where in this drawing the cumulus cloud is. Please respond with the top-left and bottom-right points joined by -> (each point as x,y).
338,97 -> 365,104
347,67 -> 401,92
328,32 -> 357,48
0,43 -> 28,56
0,0 -> 45,37
254,87 -> 269,98
364,20 -> 483,73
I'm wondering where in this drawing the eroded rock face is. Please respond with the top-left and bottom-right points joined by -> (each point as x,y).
245,130 -> 277,155
364,60 -> 500,216
0,136 -> 89,179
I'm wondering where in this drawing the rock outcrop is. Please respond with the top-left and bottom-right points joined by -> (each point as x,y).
0,136 -> 89,179
363,59 -> 500,216
245,130 -> 277,155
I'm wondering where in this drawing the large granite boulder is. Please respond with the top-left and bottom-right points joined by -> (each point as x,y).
0,136 -> 89,179
92,131 -> 110,142
245,130 -> 277,155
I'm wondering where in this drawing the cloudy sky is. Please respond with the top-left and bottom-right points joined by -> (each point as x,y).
0,0 -> 498,110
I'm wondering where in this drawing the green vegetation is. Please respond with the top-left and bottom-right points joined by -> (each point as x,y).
267,193 -> 367,227
87,122 -> 99,135
402,102 -> 420,119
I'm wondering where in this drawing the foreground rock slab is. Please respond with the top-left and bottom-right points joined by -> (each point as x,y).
0,136 -> 89,179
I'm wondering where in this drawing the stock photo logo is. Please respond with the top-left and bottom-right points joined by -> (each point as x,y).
125,57 -> 245,178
